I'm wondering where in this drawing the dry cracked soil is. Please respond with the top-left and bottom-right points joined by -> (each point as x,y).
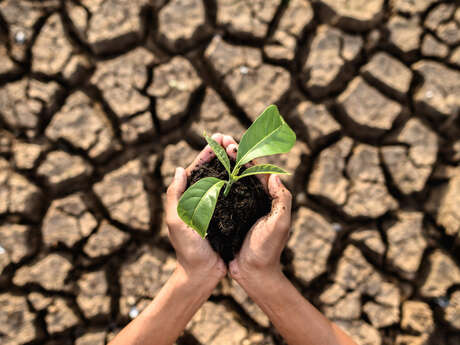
0,0 -> 460,345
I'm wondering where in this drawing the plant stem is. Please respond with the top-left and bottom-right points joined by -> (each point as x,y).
223,179 -> 233,197
223,164 -> 242,197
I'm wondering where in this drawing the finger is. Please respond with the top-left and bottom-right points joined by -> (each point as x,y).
211,132 -> 223,143
165,167 -> 187,223
266,174 -> 292,233
255,165 -> 269,192
185,133 -> 223,175
226,143 -> 238,160
222,135 -> 237,148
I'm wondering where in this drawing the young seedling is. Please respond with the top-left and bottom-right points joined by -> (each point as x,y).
177,105 -> 296,238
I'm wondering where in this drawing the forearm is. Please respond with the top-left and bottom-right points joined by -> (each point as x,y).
237,269 -> 356,345
109,266 -> 218,345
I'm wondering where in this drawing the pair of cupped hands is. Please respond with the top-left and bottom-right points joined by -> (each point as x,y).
165,133 -> 292,287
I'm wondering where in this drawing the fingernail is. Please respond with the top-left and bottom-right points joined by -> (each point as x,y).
211,133 -> 221,140
228,144 -> 236,152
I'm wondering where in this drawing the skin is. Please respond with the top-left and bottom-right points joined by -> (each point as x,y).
109,133 -> 357,345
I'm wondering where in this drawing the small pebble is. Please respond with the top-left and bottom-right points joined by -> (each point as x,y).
168,79 -> 186,90
425,90 -> 433,99
332,223 -> 342,232
435,296 -> 449,308
168,79 -> 178,88
0,246 -> 5,254
295,192 -> 307,205
15,31 -> 26,44
240,66 -> 249,75
129,306 -> 139,319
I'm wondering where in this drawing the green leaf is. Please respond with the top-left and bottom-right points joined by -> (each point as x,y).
177,177 -> 226,238
235,105 -> 296,170
236,164 -> 290,180
204,133 -> 231,176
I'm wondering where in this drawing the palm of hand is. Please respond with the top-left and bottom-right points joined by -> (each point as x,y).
230,181 -> 291,278
165,134 -> 240,278
220,140 -> 292,280
169,220 -> 221,272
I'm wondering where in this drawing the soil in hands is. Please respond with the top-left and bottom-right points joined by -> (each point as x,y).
189,157 -> 272,263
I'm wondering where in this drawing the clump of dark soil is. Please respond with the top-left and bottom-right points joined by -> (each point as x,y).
189,157 -> 272,263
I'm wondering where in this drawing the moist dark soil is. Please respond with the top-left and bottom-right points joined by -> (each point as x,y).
189,157 -> 272,263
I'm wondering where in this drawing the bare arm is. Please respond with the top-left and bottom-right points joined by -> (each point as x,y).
235,268 -> 356,345
109,134 -> 234,345
224,141 -> 357,345
109,266 -> 221,345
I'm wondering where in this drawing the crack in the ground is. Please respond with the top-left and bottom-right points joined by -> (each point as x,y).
1,0 -> 460,344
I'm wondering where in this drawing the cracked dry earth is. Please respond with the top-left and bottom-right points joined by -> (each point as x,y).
0,0 -> 459,344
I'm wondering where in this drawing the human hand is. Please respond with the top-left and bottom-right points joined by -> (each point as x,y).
222,137 -> 293,284
165,134 -> 237,283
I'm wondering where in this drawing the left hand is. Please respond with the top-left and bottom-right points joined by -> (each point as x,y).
165,134 -> 237,282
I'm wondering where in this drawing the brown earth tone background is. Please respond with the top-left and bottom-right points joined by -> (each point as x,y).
0,0 -> 460,344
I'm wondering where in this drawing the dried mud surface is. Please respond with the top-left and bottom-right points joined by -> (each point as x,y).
0,0 -> 459,344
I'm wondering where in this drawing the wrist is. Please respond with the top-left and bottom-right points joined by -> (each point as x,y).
231,263 -> 285,295
174,262 -> 224,292
234,267 -> 291,322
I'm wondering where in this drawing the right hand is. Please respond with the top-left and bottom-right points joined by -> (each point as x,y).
223,140 -> 293,283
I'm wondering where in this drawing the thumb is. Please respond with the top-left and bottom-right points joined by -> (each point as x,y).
266,174 -> 292,232
166,167 -> 187,205
268,175 -> 288,199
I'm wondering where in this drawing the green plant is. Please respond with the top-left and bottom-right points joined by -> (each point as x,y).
177,105 -> 296,238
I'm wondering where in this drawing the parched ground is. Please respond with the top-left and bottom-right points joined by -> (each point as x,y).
0,0 -> 459,344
